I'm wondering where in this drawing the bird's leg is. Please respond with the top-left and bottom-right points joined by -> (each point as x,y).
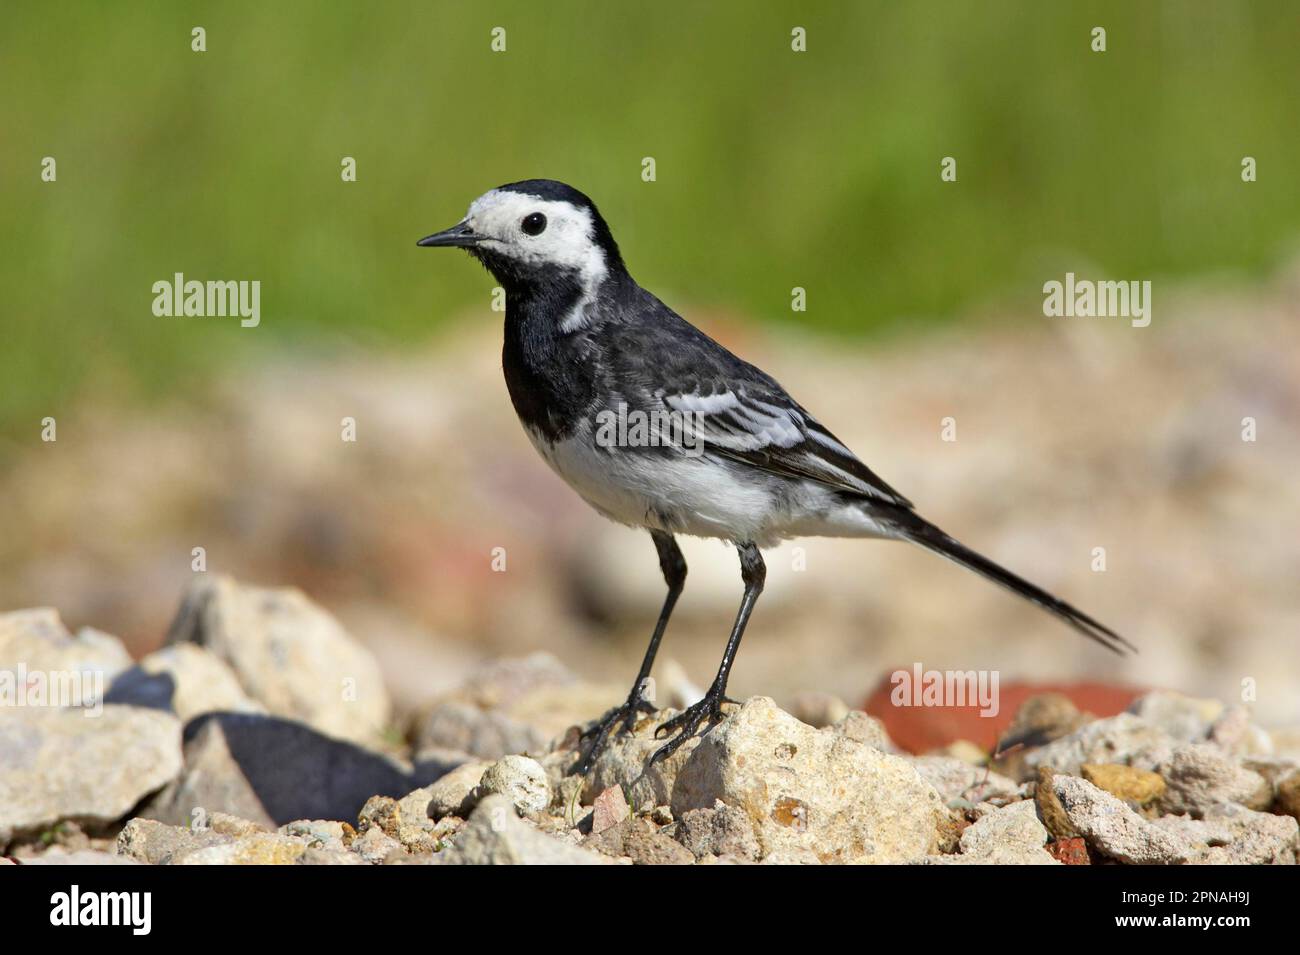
574,530 -> 686,774
650,542 -> 765,765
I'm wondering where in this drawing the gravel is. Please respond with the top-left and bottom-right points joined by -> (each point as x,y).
5,577 -> 1297,865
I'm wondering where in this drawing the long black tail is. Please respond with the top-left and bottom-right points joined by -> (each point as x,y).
885,510 -> 1136,655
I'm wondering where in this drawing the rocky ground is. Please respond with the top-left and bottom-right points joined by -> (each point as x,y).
3,576 -> 1298,865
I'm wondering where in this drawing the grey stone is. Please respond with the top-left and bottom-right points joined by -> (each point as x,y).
1149,812 -> 1234,848
582,697 -> 948,863
672,800 -> 761,861
433,794 -> 614,865
478,755 -> 550,815
116,817 -> 232,864
830,710 -> 894,750
1152,805 -> 1299,864
395,788 -> 436,835
1053,775 -> 1192,864
0,705 -> 182,847
584,816 -> 694,865
1157,743 -> 1271,816
166,575 -> 390,745
582,712 -> 702,813
351,825 -> 402,864
910,755 -> 1020,807
1207,706 -> 1270,755
424,759 -> 492,820
1127,690 -> 1223,743
1242,755 -> 1300,790
1196,805 -> 1298,864
414,653 -> 623,764
1021,713 -> 1176,780
619,817 -> 695,865
958,799 -> 1056,864
670,697 -> 947,864
279,819 -> 349,854
107,644 -> 262,722
447,653 -> 577,709
0,608 -> 132,687
414,701 -> 544,761
507,681 -> 627,754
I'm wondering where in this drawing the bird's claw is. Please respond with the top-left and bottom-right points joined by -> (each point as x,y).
648,692 -> 736,765
572,694 -> 657,775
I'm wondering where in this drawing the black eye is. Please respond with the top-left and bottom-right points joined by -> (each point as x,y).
521,212 -> 547,236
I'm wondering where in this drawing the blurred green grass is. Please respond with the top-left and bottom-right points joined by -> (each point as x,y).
2,1 -> 1298,444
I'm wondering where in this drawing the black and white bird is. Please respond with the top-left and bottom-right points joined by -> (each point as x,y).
418,179 -> 1133,772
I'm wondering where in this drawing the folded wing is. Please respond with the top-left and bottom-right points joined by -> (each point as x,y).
656,384 -> 913,508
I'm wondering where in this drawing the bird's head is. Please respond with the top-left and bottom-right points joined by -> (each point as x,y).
418,179 -> 623,294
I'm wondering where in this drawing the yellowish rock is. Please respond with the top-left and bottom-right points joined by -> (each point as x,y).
178,832 -> 308,865
1081,763 -> 1166,805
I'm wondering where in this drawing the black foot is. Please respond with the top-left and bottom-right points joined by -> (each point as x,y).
648,690 -> 737,766
572,693 -> 657,775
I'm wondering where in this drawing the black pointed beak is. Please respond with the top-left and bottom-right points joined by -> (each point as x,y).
417,220 -> 485,248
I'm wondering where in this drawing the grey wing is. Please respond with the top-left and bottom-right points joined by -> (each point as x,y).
601,291 -> 912,508
655,382 -> 914,509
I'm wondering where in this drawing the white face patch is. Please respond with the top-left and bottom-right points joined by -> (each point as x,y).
466,190 -> 606,279
464,189 -> 609,332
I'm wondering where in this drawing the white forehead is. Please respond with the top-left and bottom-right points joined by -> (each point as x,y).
465,189 -> 606,277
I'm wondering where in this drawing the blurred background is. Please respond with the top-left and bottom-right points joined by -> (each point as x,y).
2,2 -> 1298,726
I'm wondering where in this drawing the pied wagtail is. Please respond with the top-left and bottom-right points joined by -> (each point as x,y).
419,179 -> 1133,773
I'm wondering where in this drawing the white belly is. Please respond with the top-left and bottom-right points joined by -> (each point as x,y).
524,425 -> 893,547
